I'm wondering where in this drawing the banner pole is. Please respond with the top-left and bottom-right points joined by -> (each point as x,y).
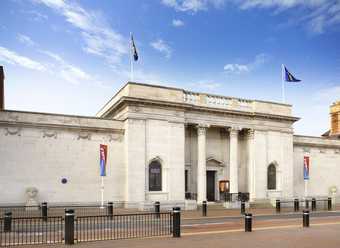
101,176 -> 104,208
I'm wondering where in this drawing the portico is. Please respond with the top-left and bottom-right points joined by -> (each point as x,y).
186,124 -> 254,203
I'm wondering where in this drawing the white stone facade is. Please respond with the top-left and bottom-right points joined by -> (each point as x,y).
0,82 -> 339,207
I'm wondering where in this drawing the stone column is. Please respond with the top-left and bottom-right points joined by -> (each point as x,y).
197,124 -> 208,203
229,127 -> 239,194
245,129 -> 255,201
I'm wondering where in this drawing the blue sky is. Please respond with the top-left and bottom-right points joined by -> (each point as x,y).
0,0 -> 339,136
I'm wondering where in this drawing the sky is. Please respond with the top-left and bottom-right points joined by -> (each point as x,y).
0,0 -> 339,136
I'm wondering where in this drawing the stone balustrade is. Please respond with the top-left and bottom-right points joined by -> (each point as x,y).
184,91 -> 254,112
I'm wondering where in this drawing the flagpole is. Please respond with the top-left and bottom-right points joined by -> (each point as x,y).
281,64 -> 285,103
129,32 -> 134,82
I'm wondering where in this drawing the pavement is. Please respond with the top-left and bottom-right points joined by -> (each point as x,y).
23,211 -> 340,248
180,205 -> 340,219
31,217 -> 340,248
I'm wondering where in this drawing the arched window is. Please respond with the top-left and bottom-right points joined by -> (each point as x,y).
149,160 -> 162,191
267,163 -> 276,190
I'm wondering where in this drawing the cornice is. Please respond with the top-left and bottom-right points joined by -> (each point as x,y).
0,121 -> 125,134
108,97 -> 299,123
293,141 -> 340,149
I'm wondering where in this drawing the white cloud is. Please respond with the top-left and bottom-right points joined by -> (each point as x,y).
1,35 -> 101,86
0,46 -> 46,71
232,0 -> 340,34
17,34 -> 36,47
22,10 -> 48,22
223,64 -> 249,74
162,1 -> 340,34
237,0 -> 327,10
42,51 -> 95,85
223,53 -> 269,74
150,39 -> 172,58
172,19 -> 185,27
34,0 -> 128,65
161,0 -> 225,13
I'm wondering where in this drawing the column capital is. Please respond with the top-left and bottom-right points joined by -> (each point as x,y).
245,129 -> 255,139
226,126 -> 240,136
196,124 -> 210,136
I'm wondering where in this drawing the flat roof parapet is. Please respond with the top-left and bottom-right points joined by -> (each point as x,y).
96,82 -> 295,118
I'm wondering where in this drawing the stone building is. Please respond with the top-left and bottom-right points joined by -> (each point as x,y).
0,66 -> 340,208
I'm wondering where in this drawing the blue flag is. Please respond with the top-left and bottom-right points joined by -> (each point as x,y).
131,34 -> 138,61
284,66 -> 301,82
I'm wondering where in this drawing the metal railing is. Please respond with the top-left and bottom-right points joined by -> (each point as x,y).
48,205 -> 108,217
0,216 -> 63,246
225,192 -> 250,202
275,197 -> 332,213
0,206 -> 41,218
0,204 -> 178,246
0,203 -> 111,218
75,212 -> 173,242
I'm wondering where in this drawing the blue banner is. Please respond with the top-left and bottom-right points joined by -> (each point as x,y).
100,144 -> 107,176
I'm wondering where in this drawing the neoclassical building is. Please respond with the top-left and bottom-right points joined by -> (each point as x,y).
1,67 -> 340,208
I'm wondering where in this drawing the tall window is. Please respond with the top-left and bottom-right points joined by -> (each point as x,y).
267,163 -> 276,190
149,161 -> 162,191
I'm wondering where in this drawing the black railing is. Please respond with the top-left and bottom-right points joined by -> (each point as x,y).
225,192 -> 250,202
0,204 -> 110,218
0,206 -> 41,218
0,216 -> 63,247
75,212 -> 173,242
276,197 -> 332,213
48,205 -> 108,217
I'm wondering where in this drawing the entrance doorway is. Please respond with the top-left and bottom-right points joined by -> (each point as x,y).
206,171 -> 216,201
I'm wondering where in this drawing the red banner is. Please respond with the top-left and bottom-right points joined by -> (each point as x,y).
303,156 -> 309,180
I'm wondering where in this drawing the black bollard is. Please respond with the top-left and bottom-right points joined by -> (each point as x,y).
42,202 -> 48,221
305,199 -> 309,209
294,199 -> 299,212
173,207 -> 181,238
4,212 -> 12,232
276,199 -> 281,213
303,210 -> 310,227
241,201 -> 245,215
312,198 -> 316,211
108,202 -> 113,219
328,197 -> 332,211
244,213 -> 252,232
64,209 -> 75,245
202,201 -> 207,217
155,201 -> 160,218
